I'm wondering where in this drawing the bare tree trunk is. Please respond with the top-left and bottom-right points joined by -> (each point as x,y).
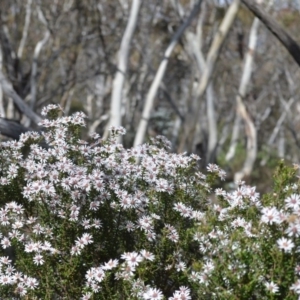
6,97 -> 14,119
241,0 -> 300,67
30,31 -> 50,110
184,1 -> 217,163
225,114 -> 241,161
17,0 -> 33,59
30,6 -> 51,112
0,46 -> 5,118
233,17 -> 260,182
278,128 -> 285,158
0,118 -> 31,140
0,70 -> 42,124
108,0 -> 141,142
133,0 -> 202,147
178,0 -> 240,153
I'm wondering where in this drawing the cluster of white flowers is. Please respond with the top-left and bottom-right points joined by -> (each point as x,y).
0,104 -> 300,298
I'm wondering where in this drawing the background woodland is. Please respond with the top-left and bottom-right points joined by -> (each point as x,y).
0,0 -> 300,191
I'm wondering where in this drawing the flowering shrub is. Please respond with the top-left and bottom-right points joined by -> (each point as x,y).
0,104 -> 299,299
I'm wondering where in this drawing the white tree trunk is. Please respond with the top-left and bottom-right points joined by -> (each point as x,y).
184,1 -> 217,162
109,0 -> 141,141
17,0 -> 33,59
30,30 -> 50,110
178,0 -> 240,153
0,47 -> 5,118
134,0 -> 202,147
234,17 -> 260,183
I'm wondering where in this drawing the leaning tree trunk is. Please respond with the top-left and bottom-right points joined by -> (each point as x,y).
241,0 -> 300,67
0,70 -> 42,125
178,0 -> 240,154
133,0 -> 203,147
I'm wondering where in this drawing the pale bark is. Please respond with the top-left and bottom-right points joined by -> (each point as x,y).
133,0 -> 202,147
109,0 -> 141,141
88,114 -> 109,136
225,115 -> 241,161
0,46 -> 5,118
86,94 -> 93,120
178,0 -> 240,153
17,0 -> 33,59
6,98 -> 14,119
278,128 -> 285,158
61,88 -> 74,116
30,30 -> 50,110
185,1 -> 217,163
233,17 -> 260,182
30,6 -> 51,110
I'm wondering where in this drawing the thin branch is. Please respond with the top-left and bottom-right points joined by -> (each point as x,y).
241,0 -> 300,67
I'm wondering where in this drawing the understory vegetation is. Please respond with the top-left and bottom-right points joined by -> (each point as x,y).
0,105 -> 300,299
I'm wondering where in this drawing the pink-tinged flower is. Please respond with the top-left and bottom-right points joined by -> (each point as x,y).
290,279 -> 300,293
140,250 -> 155,261
0,214 -> 10,226
126,221 -> 136,232
261,207 -> 281,225
165,224 -> 179,243
1,237 -> 11,249
265,281 -> 279,293
207,164 -> 219,173
121,264 -> 135,278
85,269 -> 94,282
81,292 -> 92,300
285,222 -> 300,237
92,219 -> 102,229
285,194 -> 300,210
25,242 -> 38,253
33,254 -> 45,265
176,261 -> 186,272
0,275 -> 12,285
121,251 -> 143,267
25,277 -> 38,289
173,202 -> 192,218
169,286 -> 191,300
143,287 -> 163,300
103,259 -> 119,270
0,256 -> 12,265
81,233 -> 93,245
93,268 -> 105,282
71,245 -> 82,256
203,261 -> 214,274
146,231 -> 156,241
295,265 -> 300,275
277,237 -> 294,253
15,283 -> 27,296
138,216 -> 153,232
